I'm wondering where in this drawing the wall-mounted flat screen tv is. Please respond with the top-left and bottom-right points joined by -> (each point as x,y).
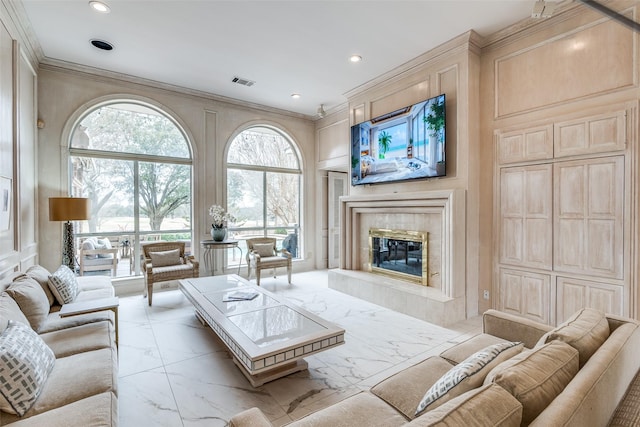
350,94 -> 445,186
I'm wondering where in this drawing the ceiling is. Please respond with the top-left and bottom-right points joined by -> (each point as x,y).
19,0 -> 536,118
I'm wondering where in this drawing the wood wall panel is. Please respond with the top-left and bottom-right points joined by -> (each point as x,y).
499,268 -> 550,324
317,118 -> 349,171
554,156 -> 624,279
499,164 -> 552,269
557,276 -> 624,322
0,22 -> 15,268
495,19 -> 634,117
497,125 -> 553,164
554,111 -> 626,158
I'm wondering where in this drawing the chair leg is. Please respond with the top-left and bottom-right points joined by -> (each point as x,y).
287,266 -> 292,284
256,270 -> 261,286
148,283 -> 153,306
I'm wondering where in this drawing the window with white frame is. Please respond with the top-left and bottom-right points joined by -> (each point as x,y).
226,126 -> 302,263
69,102 -> 193,277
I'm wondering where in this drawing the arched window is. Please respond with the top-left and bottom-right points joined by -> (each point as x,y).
69,102 -> 193,277
226,126 -> 302,261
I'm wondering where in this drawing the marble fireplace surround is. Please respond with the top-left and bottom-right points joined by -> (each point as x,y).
329,190 -> 467,326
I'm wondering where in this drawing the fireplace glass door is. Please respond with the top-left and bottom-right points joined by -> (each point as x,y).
369,228 -> 428,286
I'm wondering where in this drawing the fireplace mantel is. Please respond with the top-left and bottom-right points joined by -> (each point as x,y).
329,189 -> 467,326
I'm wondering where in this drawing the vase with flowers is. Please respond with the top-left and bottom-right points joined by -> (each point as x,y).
209,204 -> 235,242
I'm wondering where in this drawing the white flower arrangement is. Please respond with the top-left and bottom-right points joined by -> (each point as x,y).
209,204 -> 235,229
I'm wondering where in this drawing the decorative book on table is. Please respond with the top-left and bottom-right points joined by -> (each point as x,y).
223,290 -> 259,302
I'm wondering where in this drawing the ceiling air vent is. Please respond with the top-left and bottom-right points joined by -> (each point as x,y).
232,76 -> 255,87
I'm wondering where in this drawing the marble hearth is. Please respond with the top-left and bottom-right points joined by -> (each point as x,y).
329,190 -> 467,326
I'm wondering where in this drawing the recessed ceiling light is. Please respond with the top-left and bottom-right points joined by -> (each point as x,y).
90,39 -> 114,51
350,55 -> 362,63
291,93 -> 301,99
89,1 -> 110,13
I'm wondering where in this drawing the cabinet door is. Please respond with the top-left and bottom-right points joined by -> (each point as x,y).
496,125 -> 553,164
499,164 -> 553,269
556,276 -> 624,323
554,156 -> 624,279
499,268 -> 550,324
554,111 -> 626,158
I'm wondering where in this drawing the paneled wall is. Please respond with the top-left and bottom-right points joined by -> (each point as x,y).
0,2 -> 38,279
483,1 -> 639,324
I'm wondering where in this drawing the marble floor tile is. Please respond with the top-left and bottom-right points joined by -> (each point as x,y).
117,269 -> 483,426
119,367 -> 184,427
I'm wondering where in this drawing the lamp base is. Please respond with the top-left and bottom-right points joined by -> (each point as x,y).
62,221 -> 75,272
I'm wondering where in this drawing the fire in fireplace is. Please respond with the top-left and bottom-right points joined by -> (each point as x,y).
368,228 -> 428,286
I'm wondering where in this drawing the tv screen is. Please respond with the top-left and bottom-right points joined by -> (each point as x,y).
350,94 -> 445,186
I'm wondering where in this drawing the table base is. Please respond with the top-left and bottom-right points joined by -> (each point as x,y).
233,358 -> 308,387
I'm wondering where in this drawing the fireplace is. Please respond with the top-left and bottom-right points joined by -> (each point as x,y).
328,190 -> 467,326
369,228 -> 428,286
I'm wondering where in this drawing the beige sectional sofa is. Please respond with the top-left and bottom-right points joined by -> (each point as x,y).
0,265 -> 118,426
230,308 -> 640,427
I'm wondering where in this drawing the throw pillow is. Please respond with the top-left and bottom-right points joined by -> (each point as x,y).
47,265 -> 79,305
411,384 -> 523,427
415,341 -> 523,416
149,249 -> 181,267
539,308 -> 609,368
96,238 -> 113,258
25,265 -> 55,307
253,243 -> 275,258
6,277 -> 50,332
81,238 -> 98,259
0,293 -> 30,333
484,340 -> 579,425
0,320 -> 56,416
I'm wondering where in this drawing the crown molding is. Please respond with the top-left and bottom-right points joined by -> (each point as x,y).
39,58 -> 314,121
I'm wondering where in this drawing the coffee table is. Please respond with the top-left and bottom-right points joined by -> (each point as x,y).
179,275 -> 345,387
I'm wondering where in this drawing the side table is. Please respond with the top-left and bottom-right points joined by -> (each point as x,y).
201,240 -> 242,276
59,296 -> 120,347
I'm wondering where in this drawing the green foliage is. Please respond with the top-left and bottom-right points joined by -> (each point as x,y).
378,131 -> 392,154
77,105 -> 191,231
424,100 -> 445,136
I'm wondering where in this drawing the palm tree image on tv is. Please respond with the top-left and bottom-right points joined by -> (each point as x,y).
378,131 -> 392,159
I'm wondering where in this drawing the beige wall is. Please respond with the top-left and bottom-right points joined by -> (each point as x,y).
36,66 -> 317,277
0,1 -> 38,278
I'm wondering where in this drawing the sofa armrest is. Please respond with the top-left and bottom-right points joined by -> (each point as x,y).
483,310 -> 553,349
228,407 -> 274,427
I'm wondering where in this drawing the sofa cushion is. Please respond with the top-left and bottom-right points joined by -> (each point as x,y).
407,384 -> 522,427
371,356 -> 454,419
0,392 -> 118,427
0,320 -> 56,416
440,333 -> 511,365
6,276 -> 50,332
25,265 -> 56,307
253,243 -> 275,257
1,347 -> 117,422
484,340 -> 579,425
149,249 -> 181,267
288,392 -> 407,427
40,321 -> 114,358
47,265 -> 79,305
539,307 -> 609,368
0,292 -> 30,333
37,310 -> 114,334
415,341 -> 523,416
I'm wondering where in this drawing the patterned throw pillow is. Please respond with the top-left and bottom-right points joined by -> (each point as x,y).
47,265 -> 79,305
0,320 -> 56,416
253,243 -> 275,257
415,341 -> 523,416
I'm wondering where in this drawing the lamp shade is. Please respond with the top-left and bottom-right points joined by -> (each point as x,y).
49,197 -> 91,221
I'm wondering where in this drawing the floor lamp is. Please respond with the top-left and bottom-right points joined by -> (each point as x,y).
49,197 -> 90,272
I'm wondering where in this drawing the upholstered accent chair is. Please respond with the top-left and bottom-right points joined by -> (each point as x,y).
142,241 -> 199,306
78,237 -> 119,276
246,237 -> 292,286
